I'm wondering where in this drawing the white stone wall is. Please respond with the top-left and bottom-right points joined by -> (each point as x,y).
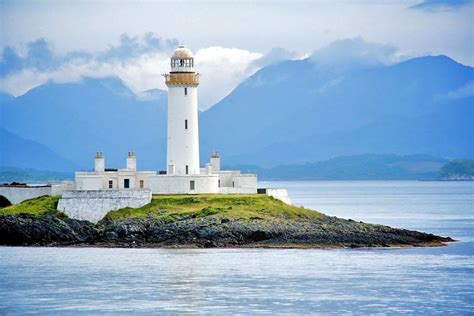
57,189 -> 152,223
215,170 -> 240,187
149,175 -> 219,194
218,187 -> 257,194
0,186 -> 52,204
233,174 -> 258,193
75,171 -> 157,190
76,174 -> 103,190
265,188 -> 292,205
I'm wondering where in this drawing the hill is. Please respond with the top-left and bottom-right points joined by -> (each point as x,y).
229,154 -> 448,180
438,159 -> 474,180
0,128 -> 77,172
0,77 -> 168,170
0,166 -> 73,183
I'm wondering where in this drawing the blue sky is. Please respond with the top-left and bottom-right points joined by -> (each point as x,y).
0,0 -> 473,109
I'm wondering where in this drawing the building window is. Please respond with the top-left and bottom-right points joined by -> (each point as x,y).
108,180 -> 113,189
232,181 -> 235,187
124,179 -> 130,189
186,165 -> 189,175
139,180 -> 144,188
184,87 -> 187,95
190,180 -> 195,190
185,119 -> 188,130
218,179 -> 221,187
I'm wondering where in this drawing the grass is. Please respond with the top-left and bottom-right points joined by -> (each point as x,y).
105,194 -> 325,222
0,195 -> 64,217
0,194 -> 325,223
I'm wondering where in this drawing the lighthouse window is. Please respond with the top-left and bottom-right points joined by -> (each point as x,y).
108,180 -> 113,189
186,165 -> 189,174
184,87 -> 187,95
185,119 -> 188,129
190,180 -> 195,190
180,59 -> 184,66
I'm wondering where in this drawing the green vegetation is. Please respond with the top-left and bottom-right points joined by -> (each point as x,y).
439,159 -> 474,178
0,195 -> 64,217
106,194 -> 325,222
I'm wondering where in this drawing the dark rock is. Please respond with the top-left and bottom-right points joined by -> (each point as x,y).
0,211 -> 453,248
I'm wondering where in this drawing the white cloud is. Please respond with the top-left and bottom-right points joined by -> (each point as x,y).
310,37 -> 401,72
435,81 -> 474,100
194,46 -> 263,109
0,41 -> 266,110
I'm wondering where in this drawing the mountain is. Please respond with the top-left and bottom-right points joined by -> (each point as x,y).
200,55 -> 473,166
0,128 -> 77,172
227,154 -> 448,180
0,77 -> 168,170
1,55 -> 472,172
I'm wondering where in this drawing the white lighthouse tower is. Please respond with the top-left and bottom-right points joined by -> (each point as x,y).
164,45 -> 200,176
145,45 -> 257,194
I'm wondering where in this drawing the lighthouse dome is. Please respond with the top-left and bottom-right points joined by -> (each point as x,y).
170,45 -> 195,72
172,45 -> 194,59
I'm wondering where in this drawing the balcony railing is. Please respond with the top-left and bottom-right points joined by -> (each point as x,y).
164,73 -> 199,86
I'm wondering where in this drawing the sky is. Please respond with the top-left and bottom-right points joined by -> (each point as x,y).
0,0 -> 473,109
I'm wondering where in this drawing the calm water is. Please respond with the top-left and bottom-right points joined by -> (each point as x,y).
0,181 -> 473,315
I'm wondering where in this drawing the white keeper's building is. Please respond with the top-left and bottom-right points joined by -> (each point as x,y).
75,45 -> 257,195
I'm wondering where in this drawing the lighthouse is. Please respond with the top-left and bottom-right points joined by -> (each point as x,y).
164,45 -> 200,176
70,45 -> 258,196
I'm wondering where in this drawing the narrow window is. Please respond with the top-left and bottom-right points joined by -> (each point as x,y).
184,87 -> 187,95
190,180 -> 195,190
108,180 -> 113,189
139,180 -> 144,188
232,181 -> 235,187
185,119 -> 188,129
218,179 -> 221,187
186,165 -> 189,175
124,179 -> 130,189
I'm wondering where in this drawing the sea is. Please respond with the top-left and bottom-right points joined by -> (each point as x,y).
0,180 -> 473,315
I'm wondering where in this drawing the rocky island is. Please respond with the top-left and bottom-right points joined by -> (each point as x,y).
0,194 -> 453,248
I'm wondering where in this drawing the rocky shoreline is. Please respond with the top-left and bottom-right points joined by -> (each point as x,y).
0,212 -> 454,248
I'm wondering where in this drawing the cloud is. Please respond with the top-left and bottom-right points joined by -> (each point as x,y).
0,35 -> 270,109
435,81 -> 474,100
0,39 -> 55,76
194,46 -> 263,109
251,47 -> 299,68
96,33 -> 178,62
0,33 -> 178,77
410,0 -> 474,11
309,37 -> 401,73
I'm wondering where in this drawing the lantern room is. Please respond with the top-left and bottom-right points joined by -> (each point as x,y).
171,45 -> 194,73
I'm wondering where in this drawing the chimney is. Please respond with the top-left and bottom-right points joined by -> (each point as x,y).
95,151 -> 105,172
210,150 -> 220,172
205,163 -> 213,175
127,151 -> 137,171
